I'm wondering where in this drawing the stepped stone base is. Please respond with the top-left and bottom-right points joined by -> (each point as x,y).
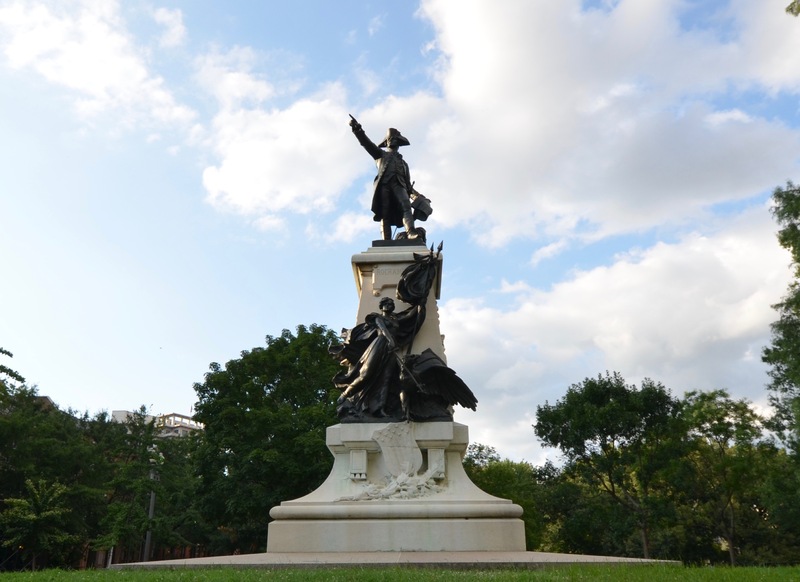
112,551 -> 678,569
267,421 -> 526,553
268,518 -> 524,553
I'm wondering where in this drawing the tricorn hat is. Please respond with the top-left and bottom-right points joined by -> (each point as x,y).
378,127 -> 410,148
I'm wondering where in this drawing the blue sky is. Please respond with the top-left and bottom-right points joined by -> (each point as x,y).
1,0 -> 799,463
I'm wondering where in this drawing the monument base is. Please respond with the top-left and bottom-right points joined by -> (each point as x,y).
267,422 -> 525,553
268,518 -> 524,553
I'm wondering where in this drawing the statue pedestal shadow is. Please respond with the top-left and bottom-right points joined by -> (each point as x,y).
267,421 -> 526,552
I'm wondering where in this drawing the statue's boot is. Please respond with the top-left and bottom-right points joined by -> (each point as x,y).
381,220 -> 393,240
403,214 -> 420,239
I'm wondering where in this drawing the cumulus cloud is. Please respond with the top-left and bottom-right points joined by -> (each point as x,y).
405,0 -> 800,244
319,211 -> 375,243
181,0 -> 800,245
732,0 -> 800,91
152,7 -> 186,48
441,204 -> 791,461
202,83 -> 364,217
194,46 -> 274,110
0,0 -> 195,127
530,240 -> 569,267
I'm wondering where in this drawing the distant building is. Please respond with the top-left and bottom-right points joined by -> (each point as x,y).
35,395 -> 55,410
157,413 -> 204,437
111,410 -> 204,437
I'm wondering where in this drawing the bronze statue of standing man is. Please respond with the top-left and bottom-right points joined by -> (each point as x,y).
349,115 -> 421,241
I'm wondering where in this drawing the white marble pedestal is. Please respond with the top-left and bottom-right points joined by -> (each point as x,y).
267,421 -> 526,552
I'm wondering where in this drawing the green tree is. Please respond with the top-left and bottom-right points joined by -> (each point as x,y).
95,407 -> 162,562
462,442 -> 501,472
144,432 -> 210,560
0,347 -> 24,394
0,385 -> 115,569
760,180 -> 800,565
0,384 -> 205,569
757,447 -> 800,564
92,408 -> 210,565
542,463 -> 639,557
0,479 -> 77,570
678,390 -> 767,565
788,1 -> 800,16
192,324 -> 340,554
763,181 -> 800,448
534,372 -> 682,559
463,443 -> 543,549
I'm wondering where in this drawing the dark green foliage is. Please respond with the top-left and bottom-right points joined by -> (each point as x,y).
756,448 -> 800,563
0,389 -> 206,569
462,442 -> 501,471
0,347 -> 25,392
0,479 -> 77,570
677,390 -> 768,565
0,386 -> 107,569
96,408 -> 163,559
90,411 -> 208,563
530,372 -> 800,564
758,180 -> 800,564
542,468 -> 639,557
534,372 -> 682,559
763,181 -> 800,448
463,444 -> 544,549
192,324 -> 340,554
1,323 -> 345,569
150,434 -> 209,551
6,316 -> 800,568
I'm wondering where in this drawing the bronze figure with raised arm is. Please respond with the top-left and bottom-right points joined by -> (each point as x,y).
349,115 -> 423,242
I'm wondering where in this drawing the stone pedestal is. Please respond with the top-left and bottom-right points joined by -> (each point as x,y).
267,421 -> 526,552
267,241 -> 525,553
350,241 -> 446,360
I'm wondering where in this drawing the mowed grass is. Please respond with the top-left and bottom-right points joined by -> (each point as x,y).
2,565 -> 799,582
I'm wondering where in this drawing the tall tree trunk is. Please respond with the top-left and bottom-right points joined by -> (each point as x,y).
727,504 -> 737,566
727,534 -> 736,566
640,518 -> 651,559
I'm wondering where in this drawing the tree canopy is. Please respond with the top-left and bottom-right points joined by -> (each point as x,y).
191,324 -> 340,553
762,181 -> 800,449
534,372 -> 681,559
5,309 -> 800,567
0,347 -> 25,394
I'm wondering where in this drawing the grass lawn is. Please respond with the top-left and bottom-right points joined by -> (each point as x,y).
1,565 -> 799,582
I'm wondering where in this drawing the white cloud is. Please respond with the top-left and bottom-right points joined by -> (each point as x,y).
152,7 -> 186,48
0,0 -> 194,127
194,46 -> 274,110
530,240 -> 569,267
353,62 -> 380,97
202,83 -> 364,218
705,109 -> 752,126
252,214 -> 287,233
731,0 -> 800,91
324,212 -> 376,244
169,0 -> 800,246
401,0 -> 800,245
368,15 -> 384,37
440,204 -> 791,461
